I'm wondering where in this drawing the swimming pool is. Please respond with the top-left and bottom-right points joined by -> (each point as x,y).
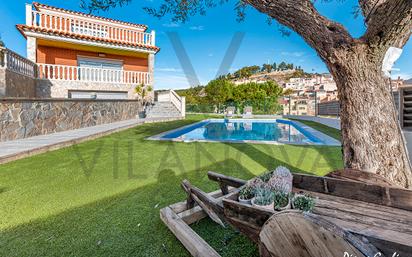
149,119 -> 341,146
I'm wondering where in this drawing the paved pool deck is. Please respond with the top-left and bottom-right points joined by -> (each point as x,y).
0,117 -> 183,165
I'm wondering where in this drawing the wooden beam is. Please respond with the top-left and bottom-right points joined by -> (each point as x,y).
207,171 -> 247,189
293,173 -> 412,211
181,180 -> 226,227
160,207 -> 221,257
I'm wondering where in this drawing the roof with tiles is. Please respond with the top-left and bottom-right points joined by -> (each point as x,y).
16,25 -> 160,53
33,2 -> 148,31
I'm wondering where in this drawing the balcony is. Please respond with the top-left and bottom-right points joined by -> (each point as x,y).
25,4 -> 156,49
37,64 -> 152,85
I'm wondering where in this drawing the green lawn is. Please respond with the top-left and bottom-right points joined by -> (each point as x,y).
290,118 -> 342,140
0,114 -> 343,257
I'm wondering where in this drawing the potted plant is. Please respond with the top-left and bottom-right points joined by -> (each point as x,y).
238,185 -> 255,205
259,171 -> 273,183
292,193 -> 316,212
273,191 -> 291,211
251,187 -> 274,211
268,166 -> 293,194
248,177 -> 265,189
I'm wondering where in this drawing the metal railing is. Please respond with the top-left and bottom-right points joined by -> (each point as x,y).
28,7 -> 155,47
37,64 -> 152,85
0,47 -> 37,77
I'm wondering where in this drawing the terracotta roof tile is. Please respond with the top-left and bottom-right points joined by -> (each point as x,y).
16,24 -> 160,53
33,2 -> 148,31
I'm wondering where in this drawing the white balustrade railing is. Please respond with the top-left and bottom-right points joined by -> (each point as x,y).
28,8 -> 155,47
157,90 -> 186,117
0,47 -> 37,77
37,64 -> 152,85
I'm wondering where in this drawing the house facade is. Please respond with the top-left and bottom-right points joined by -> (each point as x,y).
16,2 -> 159,99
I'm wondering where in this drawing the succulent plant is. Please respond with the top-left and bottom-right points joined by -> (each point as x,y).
247,177 -> 265,189
273,192 -> 290,210
259,171 -> 273,183
292,194 -> 316,212
268,166 -> 293,193
239,185 -> 255,200
253,187 -> 274,206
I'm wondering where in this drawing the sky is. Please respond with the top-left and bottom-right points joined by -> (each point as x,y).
0,0 -> 411,90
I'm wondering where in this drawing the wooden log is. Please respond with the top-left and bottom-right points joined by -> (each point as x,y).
160,207 -> 221,257
207,171 -> 247,189
259,211 -> 380,257
181,180 -> 226,227
293,173 -> 412,211
169,188 -> 232,214
178,187 -> 236,225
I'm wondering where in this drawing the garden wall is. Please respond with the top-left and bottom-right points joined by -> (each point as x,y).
0,68 -> 37,98
0,98 -> 142,142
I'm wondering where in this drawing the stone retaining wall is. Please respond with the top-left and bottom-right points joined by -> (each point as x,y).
0,99 -> 142,142
0,68 -> 37,98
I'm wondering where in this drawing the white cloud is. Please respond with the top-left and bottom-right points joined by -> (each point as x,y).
154,73 -> 190,90
189,25 -> 205,31
162,23 -> 180,28
281,51 -> 305,57
391,72 -> 412,80
157,67 -> 183,72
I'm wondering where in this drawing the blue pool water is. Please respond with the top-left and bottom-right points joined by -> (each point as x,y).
158,119 -> 324,145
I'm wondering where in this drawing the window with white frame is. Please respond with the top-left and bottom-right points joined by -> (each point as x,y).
78,57 -> 123,82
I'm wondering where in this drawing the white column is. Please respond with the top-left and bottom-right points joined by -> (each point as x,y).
181,96 -> 186,117
151,30 -> 156,46
27,37 -> 37,63
25,3 -> 33,26
148,53 -> 155,84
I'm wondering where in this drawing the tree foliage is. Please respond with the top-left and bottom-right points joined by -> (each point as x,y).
182,78 -> 283,114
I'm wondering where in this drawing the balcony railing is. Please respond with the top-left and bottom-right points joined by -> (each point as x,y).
27,7 -> 155,47
37,64 -> 152,85
0,47 -> 37,77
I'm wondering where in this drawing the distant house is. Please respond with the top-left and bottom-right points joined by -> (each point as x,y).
16,2 -> 159,99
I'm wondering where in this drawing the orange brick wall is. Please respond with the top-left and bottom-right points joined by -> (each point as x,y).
36,46 -> 149,72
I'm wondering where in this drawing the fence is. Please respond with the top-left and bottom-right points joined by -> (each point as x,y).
28,5 -> 155,46
0,47 -> 37,77
186,100 -> 283,115
37,64 -> 152,85
317,92 -> 400,117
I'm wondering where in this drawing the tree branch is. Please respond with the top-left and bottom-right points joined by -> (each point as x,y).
245,0 -> 355,63
363,0 -> 412,51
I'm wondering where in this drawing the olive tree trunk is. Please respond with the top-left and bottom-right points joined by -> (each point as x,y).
328,46 -> 412,187
246,0 -> 412,188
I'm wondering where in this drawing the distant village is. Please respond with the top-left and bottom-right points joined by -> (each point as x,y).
177,62 -> 412,116
233,67 -> 412,116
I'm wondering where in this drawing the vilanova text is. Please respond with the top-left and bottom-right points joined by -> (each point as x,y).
344,252 -> 400,257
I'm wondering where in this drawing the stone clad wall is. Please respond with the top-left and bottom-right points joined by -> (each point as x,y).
0,68 -> 37,98
0,99 -> 142,142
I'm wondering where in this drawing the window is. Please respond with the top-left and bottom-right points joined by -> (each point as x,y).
78,57 -> 123,82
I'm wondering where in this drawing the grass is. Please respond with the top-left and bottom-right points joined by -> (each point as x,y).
0,114 -> 343,257
290,118 -> 342,141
